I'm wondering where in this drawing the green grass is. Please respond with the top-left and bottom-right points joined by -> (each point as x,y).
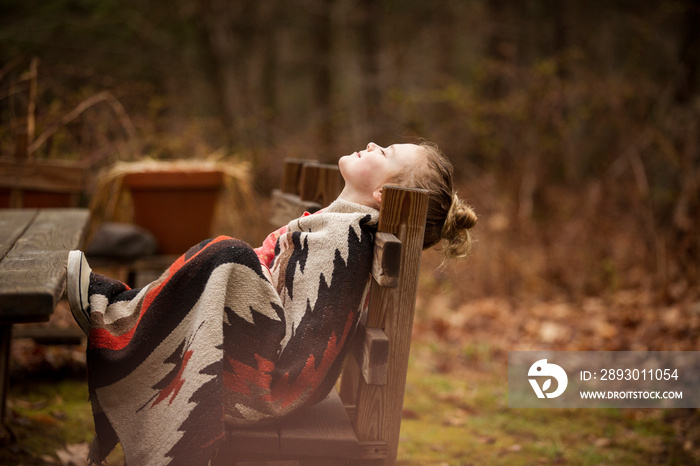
398,342 -> 696,465
3,376 -> 124,465
3,378 -> 92,465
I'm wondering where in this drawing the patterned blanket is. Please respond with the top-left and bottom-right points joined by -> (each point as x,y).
85,199 -> 378,465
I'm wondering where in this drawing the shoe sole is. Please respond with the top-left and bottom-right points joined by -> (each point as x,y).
67,250 -> 91,335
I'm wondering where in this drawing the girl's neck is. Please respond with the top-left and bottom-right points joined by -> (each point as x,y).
338,186 -> 379,210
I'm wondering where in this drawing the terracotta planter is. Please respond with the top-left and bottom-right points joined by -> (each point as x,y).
123,170 -> 224,255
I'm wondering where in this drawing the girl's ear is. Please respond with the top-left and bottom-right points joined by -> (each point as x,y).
372,188 -> 382,206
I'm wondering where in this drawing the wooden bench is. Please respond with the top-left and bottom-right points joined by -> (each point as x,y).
0,134 -> 92,209
0,208 -> 91,441
218,160 -> 428,465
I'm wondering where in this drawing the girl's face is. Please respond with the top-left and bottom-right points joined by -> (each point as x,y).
338,142 -> 421,208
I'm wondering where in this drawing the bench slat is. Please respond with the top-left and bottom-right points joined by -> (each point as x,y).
12,325 -> 85,345
269,189 -> 322,227
280,159 -> 308,195
0,209 -> 36,260
0,157 -> 88,194
223,424 -> 281,457
298,163 -> 343,207
222,390 -> 359,462
278,389 -> 358,458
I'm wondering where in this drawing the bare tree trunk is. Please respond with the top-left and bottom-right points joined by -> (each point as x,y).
674,0 -> 700,103
485,0 -> 508,100
436,4 -> 455,82
194,14 -> 236,148
670,0 -> 700,290
198,0 -> 257,148
551,0 -> 569,80
312,0 -> 335,159
260,3 -> 279,146
548,0 -> 575,182
358,0 -> 380,123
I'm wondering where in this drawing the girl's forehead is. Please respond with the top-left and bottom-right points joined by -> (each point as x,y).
393,143 -> 421,155
393,143 -> 424,171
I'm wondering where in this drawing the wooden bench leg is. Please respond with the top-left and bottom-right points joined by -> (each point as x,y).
0,324 -> 16,443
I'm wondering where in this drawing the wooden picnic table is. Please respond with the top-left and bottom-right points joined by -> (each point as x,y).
0,208 -> 90,441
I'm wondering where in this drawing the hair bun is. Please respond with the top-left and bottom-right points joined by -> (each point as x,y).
452,194 -> 477,230
440,193 -> 477,259
445,193 -> 477,231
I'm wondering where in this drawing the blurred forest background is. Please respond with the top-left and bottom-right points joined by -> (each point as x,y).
2,0 -> 698,306
3,0 -> 700,463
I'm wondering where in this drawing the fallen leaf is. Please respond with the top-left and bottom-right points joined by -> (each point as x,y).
594,437 -> 611,447
539,321 -> 569,343
443,416 -> 465,427
401,408 -> 420,419
592,320 -> 618,339
478,436 -> 496,444
13,399 -> 48,410
41,454 -> 58,464
55,443 -> 89,466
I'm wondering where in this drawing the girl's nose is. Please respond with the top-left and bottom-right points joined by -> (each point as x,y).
367,142 -> 376,150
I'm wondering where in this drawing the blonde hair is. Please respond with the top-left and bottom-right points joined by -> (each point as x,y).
386,141 -> 477,259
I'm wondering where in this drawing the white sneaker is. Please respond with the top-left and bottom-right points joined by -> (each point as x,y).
67,250 -> 92,335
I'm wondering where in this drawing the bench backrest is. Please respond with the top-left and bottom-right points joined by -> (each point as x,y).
0,133 -> 90,209
270,160 -> 428,465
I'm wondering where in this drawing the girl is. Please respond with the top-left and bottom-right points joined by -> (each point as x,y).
67,141 -> 476,465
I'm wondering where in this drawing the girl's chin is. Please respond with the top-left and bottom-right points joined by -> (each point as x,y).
338,154 -> 353,168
